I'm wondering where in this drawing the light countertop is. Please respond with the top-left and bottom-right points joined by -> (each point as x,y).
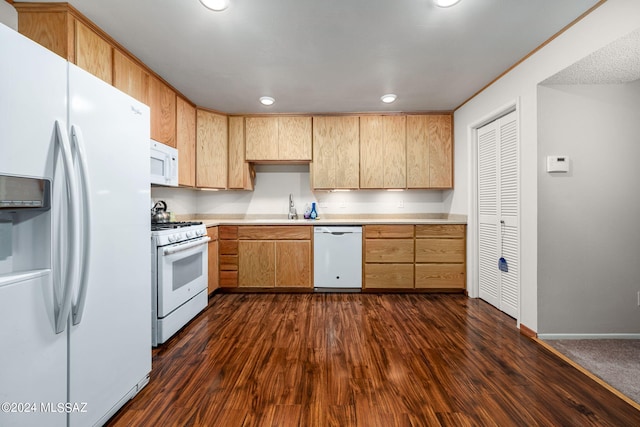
178,214 -> 467,227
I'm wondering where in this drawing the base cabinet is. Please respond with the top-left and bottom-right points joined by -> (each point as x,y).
225,226 -> 313,289
363,224 -> 466,291
207,227 -> 219,295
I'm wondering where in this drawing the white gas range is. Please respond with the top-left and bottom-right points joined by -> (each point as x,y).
151,221 -> 210,346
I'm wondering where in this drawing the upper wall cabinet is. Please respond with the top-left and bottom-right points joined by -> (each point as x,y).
15,4 -> 113,84
360,115 -> 407,189
228,117 -> 255,190
16,3 -> 181,150
406,115 -> 453,189
149,76 -> 177,147
113,50 -> 149,105
176,97 -> 196,187
196,109 -> 228,189
312,116 -> 360,190
245,116 -> 312,162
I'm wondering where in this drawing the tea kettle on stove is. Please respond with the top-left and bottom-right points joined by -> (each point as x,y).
151,200 -> 170,223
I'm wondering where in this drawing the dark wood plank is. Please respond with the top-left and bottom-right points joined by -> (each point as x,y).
106,294 -> 640,426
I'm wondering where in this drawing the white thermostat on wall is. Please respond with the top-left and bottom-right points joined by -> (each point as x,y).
546,155 -> 570,173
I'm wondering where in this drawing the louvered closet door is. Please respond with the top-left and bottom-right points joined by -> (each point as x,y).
477,111 -> 519,319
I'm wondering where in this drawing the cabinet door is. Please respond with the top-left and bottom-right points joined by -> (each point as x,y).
383,115 -> 406,188
228,116 -> 254,190
428,115 -> 453,188
207,227 -> 219,295
113,50 -> 149,105
278,116 -> 312,160
312,116 -> 359,189
149,76 -> 177,147
360,116 -> 385,188
361,116 -> 406,189
16,9 -> 73,60
75,20 -> 112,84
238,241 -> 275,287
245,117 -> 278,160
176,97 -> 196,187
276,241 -> 311,287
196,110 -> 228,189
406,115 -> 430,188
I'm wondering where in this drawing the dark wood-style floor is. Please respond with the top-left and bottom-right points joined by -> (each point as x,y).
106,293 -> 640,426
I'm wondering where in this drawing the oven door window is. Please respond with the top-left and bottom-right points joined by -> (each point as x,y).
173,252 -> 202,291
157,241 -> 208,318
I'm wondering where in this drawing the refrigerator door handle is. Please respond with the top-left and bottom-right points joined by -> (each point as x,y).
70,125 -> 91,326
54,120 -> 79,334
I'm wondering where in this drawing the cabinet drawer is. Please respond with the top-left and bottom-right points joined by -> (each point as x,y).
415,264 -> 465,289
219,255 -> 238,271
365,239 -> 414,263
364,264 -> 414,289
415,224 -> 465,239
238,226 -> 312,240
219,226 -> 238,240
219,240 -> 238,255
415,238 -> 465,263
220,271 -> 238,287
364,225 -> 414,239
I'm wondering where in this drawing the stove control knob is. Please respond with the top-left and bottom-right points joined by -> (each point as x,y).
186,231 -> 194,238
197,229 -> 205,236
168,235 -> 176,243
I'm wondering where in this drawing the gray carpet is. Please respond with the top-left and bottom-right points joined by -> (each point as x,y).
544,339 -> 640,405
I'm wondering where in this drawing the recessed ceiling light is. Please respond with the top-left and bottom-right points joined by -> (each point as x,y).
259,96 -> 275,106
434,0 -> 461,7
381,94 -> 397,104
199,0 -> 229,11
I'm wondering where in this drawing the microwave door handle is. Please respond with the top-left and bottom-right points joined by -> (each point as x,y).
54,120 -> 79,334
70,125 -> 91,326
165,153 -> 172,183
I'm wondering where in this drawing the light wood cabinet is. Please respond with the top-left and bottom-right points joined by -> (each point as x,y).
238,241 -> 276,287
15,4 -> 113,84
245,116 -> 312,161
113,50 -> 149,105
176,97 -> 196,187
363,225 -> 414,289
415,225 -> 465,290
236,226 -> 312,288
207,227 -> 219,295
406,115 -> 453,189
196,109 -> 228,189
363,224 -> 466,291
312,116 -> 360,189
75,21 -> 112,84
228,117 -> 255,190
150,76 -> 177,147
360,116 -> 406,189
218,226 -> 239,288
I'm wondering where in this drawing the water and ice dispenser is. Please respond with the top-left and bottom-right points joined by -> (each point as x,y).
0,174 -> 51,276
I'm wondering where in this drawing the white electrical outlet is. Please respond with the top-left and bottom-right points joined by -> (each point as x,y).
319,202 -> 328,208
339,202 -> 346,208
398,199 -> 404,208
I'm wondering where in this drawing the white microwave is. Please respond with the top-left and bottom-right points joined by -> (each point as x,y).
150,140 -> 178,187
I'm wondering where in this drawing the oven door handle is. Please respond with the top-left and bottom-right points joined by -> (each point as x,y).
163,237 -> 211,255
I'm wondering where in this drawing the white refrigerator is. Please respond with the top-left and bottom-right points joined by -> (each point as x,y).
0,23 -> 151,427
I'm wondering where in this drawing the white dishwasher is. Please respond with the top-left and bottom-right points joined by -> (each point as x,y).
314,226 -> 362,289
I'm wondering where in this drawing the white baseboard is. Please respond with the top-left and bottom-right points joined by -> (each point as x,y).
538,333 -> 640,340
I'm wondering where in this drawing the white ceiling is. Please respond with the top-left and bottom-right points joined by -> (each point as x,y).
16,0 -> 602,113
543,27 -> 640,85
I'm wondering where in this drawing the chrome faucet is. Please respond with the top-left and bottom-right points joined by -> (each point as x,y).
288,193 -> 298,219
